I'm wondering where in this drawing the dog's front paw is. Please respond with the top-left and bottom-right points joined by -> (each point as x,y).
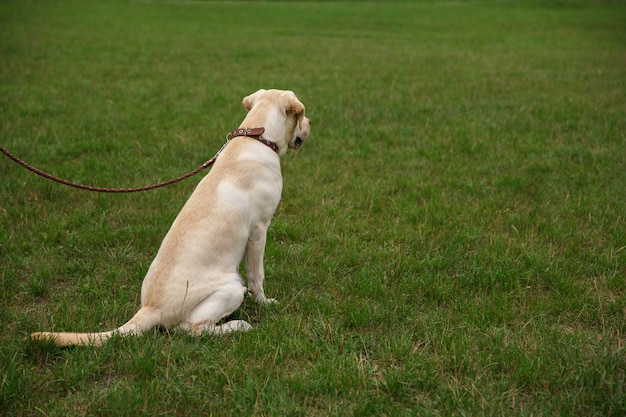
250,294 -> 278,305
248,290 -> 278,305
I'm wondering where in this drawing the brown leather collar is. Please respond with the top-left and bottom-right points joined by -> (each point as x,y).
229,127 -> 279,154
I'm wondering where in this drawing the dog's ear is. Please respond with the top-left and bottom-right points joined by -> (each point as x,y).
285,94 -> 305,115
242,89 -> 267,112
285,93 -> 306,126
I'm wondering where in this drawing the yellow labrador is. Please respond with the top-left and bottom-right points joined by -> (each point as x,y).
30,89 -> 311,346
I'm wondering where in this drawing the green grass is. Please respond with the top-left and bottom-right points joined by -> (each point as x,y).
1,0 -> 625,415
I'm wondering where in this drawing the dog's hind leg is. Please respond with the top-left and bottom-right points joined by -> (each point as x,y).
187,279 -> 252,335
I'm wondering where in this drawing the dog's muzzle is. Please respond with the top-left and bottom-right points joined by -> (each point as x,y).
290,117 -> 310,150
289,135 -> 307,150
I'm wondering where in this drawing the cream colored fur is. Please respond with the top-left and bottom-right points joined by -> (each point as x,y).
29,89 -> 311,346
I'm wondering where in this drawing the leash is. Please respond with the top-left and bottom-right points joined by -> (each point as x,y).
0,127 -> 273,193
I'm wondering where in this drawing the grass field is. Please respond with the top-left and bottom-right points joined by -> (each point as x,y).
1,0 -> 625,415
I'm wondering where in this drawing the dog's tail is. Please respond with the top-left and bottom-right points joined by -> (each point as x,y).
28,306 -> 161,347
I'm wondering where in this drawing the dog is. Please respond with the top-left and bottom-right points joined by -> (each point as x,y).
29,89 -> 311,346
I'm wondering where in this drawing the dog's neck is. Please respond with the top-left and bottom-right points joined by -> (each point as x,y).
229,127 -> 279,154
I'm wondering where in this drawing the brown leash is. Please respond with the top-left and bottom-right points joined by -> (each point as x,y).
0,127 -> 275,193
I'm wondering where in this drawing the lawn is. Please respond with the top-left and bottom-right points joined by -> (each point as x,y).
1,0 -> 625,416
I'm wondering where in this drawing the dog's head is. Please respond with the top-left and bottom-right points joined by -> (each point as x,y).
242,89 -> 310,153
